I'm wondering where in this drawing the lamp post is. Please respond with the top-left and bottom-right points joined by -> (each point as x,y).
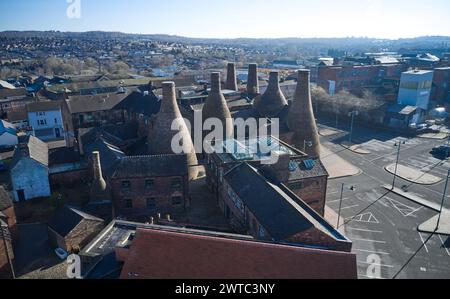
348,110 -> 359,144
436,169 -> 450,231
337,184 -> 356,228
0,225 -> 15,279
392,139 -> 406,190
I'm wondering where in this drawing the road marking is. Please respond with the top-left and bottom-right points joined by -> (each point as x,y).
327,197 -> 350,204
404,207 -> 423,217
348,212 -> 380,224
352,238 -> 387,244
359,274 -> 386,279
438,235 -> 450,257
354,249 -> 390,255
418,232 -> 429,253
388,198 -> 421,217
339,204 -> 360,211
348,227 -> 383,233
358,261 -> 394,268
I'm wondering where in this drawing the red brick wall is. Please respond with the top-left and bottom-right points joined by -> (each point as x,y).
285,227 -> 352,252
1,206 -> 18,241
111,175 -> 188,221
0,234 -> 14,279
288,177 -> 327,216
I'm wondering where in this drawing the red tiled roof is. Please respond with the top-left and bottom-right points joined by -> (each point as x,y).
119,228 -> 357,279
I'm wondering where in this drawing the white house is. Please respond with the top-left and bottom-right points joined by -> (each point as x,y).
26,101 -> 74,147
397,70 -> 434,111
10,136 -> 50,201
0,119 -> 18,148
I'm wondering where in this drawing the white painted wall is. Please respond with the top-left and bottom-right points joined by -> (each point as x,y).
11,158 -> 51,201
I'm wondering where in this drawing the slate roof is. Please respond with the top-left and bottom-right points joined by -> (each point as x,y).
26,100 -> 63,113
0,88 -> 27,99
0,119 -> 17,136
119,228 -> 357,279
48,206 -> 104,238
111,155 -> 188,179
49,147 -> 82,166
224,163 -> 343,241
113,90 -> 161,117
288,157 -> 329,181
84,138 -> 125,178
12,135 -> 49,168
0,186 -> 13,211
66,92 -> 130,114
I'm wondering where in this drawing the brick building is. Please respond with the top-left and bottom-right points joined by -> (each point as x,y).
79,220 -> 357,279
206,137 -> 328,216
317,64 -> 406,95
0,187 -> 16,279
111,155 -> 189,221
47,206 -> 105,253
220,163 -> 350,251
432,67 -> 450,103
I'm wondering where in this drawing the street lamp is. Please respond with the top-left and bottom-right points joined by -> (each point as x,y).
436,169 -> 450,231
392,139 -> 407,190
0,224 -> 15,279
348,110 -> 359,144
337,183 -> 356,228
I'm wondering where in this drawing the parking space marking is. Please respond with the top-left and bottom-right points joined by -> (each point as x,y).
419,232 -> 430,254
339,204 -> 360,211
438,235 -> 450,257
348,227 -> 382,233
352,238 -> 387,244
357,261 -> 394,268
354,248 -> 390,255
327,197 -> 351,204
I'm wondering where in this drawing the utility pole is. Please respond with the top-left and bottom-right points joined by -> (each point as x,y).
0,225 -> 15,279
337,183 -> 345,229
436,169 -> 450,231
392,140 -> 406,190
348,110 -> 359,144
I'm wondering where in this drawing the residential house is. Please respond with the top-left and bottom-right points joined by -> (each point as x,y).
0,120 -> 18,148
10,136 -> 50,201
47,206 -> 104,253
26,100 -> 75,146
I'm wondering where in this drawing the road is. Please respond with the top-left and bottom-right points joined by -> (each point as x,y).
319,119 -> 450,279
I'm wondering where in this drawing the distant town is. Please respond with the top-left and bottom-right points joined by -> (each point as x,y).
1,30 -> 450,281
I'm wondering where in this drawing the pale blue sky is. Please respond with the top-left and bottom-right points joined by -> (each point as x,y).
0,0 -> 449,39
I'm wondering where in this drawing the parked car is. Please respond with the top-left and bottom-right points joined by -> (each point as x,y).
55,248 -> 68,260
431,146 -> 450,158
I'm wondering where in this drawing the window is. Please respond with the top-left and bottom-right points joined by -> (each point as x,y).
171,178 -> 182,189
172,196 -> 183,206
121,181 -> 131,192
146,198 -> 156,209
259,226 -> 266,238
125,199 -> 133,209
145,179 -> 155,190
54,118 -> 58,124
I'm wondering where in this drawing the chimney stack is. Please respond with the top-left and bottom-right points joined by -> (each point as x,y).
226,63 -> 238,91
253,71 -> 288,118
287,70 -> 321,157
202,72 -> 233,142
148,81 -> 199,180
247,63 -> 259,97
89,151 -> 109,202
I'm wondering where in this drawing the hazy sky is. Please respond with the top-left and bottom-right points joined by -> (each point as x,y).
0,0 -> 449,39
